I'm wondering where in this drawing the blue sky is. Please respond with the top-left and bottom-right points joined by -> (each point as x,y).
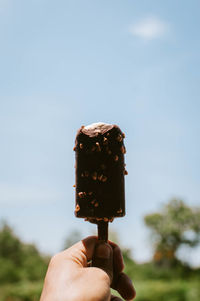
0,0 -> 200,265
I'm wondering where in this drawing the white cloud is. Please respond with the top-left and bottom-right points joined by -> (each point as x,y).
0,183 -> 63,206
129,16 -> 169,40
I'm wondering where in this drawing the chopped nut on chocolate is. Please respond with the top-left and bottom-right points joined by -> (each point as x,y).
96,142 -> 101,152
88,191 -> 93,195
114,155 -> 119,161
124,170 -> 128,175
92,172 -> 97,180
101,175 -> 107,182
73,184 -> 76,188
122,133 -> 125,138
98,174 -> 103,181
80,143 -> 83,149
97,174 -> 107,182
103,137 -> 108,145
84,171 -> 89,177
121,146 -> 126,154
94,202 -> 99,207
75,204 -> 80,212
78,192 -> 86,198
117,134 -> 122,142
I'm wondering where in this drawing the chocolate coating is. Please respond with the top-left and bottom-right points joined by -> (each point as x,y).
74,123 -> 126,221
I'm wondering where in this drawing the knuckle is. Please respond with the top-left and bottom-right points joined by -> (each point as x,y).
49,253 -> 60,265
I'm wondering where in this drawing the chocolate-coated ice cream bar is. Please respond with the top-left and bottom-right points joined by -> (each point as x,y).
74,122 -> 127,240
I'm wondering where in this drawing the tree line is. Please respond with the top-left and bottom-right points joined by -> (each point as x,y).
0,199 -> 200,300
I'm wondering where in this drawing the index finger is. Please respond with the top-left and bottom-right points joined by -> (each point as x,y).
60,236 -> 97,267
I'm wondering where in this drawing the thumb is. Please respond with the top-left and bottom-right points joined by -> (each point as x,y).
92,242 -> 113,283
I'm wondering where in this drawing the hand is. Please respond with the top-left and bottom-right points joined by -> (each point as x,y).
40,236 -> 136,301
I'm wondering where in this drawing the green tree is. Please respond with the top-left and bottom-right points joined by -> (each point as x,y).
0,221 -> 49,283
144,199 -> 200,266
0,221 -> 23,266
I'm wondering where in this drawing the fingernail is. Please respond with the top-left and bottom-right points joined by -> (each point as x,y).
95,243 -> 112,259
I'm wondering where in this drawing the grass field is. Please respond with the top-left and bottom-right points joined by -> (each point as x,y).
1,279 -> 200,301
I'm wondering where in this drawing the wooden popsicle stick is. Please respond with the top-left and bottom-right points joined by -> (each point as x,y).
97,221 -> 108,242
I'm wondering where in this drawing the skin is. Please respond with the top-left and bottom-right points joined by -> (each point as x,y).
40,236 -> 136,301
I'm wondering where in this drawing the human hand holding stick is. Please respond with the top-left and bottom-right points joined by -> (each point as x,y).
40,236 -> 136,301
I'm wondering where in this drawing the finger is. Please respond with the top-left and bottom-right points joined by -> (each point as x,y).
60,236 -> 97,267
109,241 -> 124,273
92,242 -> 113,283
111,294 -> 123,301
114,272 -> 136,300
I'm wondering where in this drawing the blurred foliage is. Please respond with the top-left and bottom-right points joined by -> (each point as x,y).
123,250 -> 200,282
134,280 -> 200,301
0,282 -> 43,301
112,280 -> 200,301
1,199 -> 200,301
0,221 -> 49,284
144,199 -> 200,267
121,235 -> 200,301
0,221 -> 49,300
